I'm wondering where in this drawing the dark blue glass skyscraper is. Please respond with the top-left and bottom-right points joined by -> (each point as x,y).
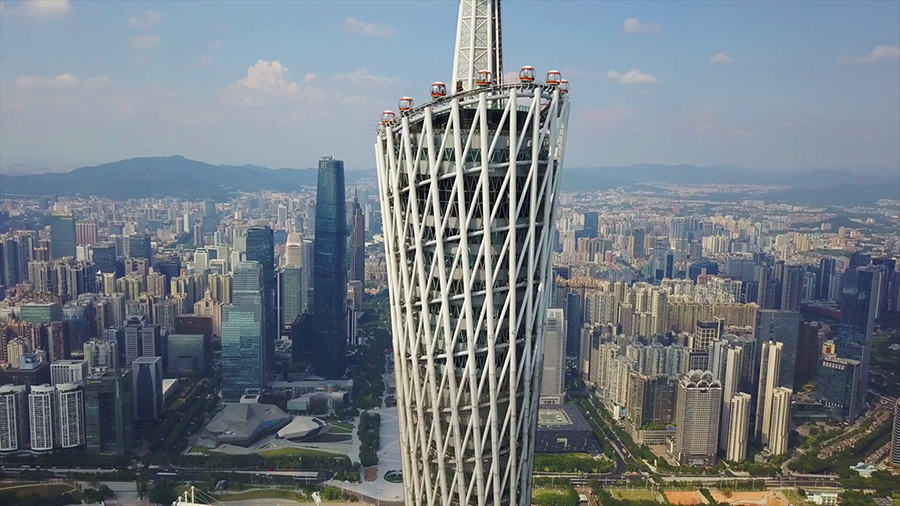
245,225 -> 275,372
313,157 -> 348,379
835,265 -> 883,417
50,213 -> 77,259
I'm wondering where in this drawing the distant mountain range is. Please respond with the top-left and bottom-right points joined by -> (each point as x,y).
1,156 -> 897,206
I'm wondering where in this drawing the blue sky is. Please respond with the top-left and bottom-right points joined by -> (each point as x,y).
1,0 -> 898,173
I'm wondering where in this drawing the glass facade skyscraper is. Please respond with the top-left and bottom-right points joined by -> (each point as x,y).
245,226 -> 275,371
280,266 -> 303,329
50,213 -> 77,259
835,265 -> 883,417
222,261 -> 264,400
312,157 -> 347,379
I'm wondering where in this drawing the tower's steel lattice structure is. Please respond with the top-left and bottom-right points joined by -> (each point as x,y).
375,1 -> 570,505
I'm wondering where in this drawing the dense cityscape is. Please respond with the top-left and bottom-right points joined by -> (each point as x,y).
1,1 -> 899,506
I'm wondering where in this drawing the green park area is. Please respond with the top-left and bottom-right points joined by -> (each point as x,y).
533,452 -> 615,474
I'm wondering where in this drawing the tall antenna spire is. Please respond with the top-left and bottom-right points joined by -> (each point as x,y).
451,0 -> 503,94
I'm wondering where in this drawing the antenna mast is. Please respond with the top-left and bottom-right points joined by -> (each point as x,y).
451,0 -> 503,94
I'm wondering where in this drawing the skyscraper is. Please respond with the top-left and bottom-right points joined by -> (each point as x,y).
349,195 -> 366,282
56,383 -> 85,449
717,344 -> 743,452
755,341 -> 783,443
312,157 -> 348,379
725,392 -> 751,462
50,360 -> 88,386
891,398 -> 900,467
84,368 -> 133,455
281,266 -> 304,330
221,261 -> 264,400
835,265 -> 883,417
541,309 -> 566,404
132,357 -> 163,421
29,385 -> 55,451
50,213 -> 77,259
245,225 -> 275,371
0,385 -> 28,451
817,258 -> 835,300
374,1 -> 571,502
780,265 -> 804,311
285,233 -> 303,268
755,310 -> 800,390
767,387 -> 791,456
673,370 -> 722,466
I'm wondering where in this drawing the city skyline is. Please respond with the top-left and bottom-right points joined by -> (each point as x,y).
1,1 -> 898,171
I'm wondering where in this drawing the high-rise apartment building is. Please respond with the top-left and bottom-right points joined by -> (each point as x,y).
29,384 -> 55,451
767,386 -> 791,456
122,315 -> 162,365
717,344 -> 743,452
312,157 -> 348,379
725,392 -> 751,462
56,383 -> 85,448
50,360 -> 88,386
84,340 -> 118,370
756,341 -> 783,443
132,357 -> 163,421
50,213 -> 77,259
75,220 -> 98,246
374,0 -> 571,500
541,309 -> 566,404
221,261 -> 264,400
0,385 -> 28,451
780,265 -> 804,311
891,398 -> 900,467
673,370 -> 722,466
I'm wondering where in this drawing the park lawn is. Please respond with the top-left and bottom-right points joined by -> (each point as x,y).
0,483 -> 78,498
331,423 -> 354,433
215,489 -> 303,501
258,447 -> 340,458
187,446 -> 210,454
608,489 -> 657,501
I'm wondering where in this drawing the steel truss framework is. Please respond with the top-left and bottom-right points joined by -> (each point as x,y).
375,83 -> 570,506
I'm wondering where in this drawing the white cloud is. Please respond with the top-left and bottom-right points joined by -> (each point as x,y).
709,52 -> 735,64
208,40 -> 223,51
227,59 -> 300,102
729,128 -> 751,137
128,9 -> 161,30
9,0 -> 71,20
304,73 -> 317,84
334,68 -> 400,86
607,68 -> 657,85
130,34 -> 160,49
624,18 -> 659,34
342,16 -> 395,38
16,73 -> 79,89
854,45 -> 900,64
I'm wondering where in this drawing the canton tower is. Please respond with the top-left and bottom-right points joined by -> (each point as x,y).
374,1 -> 570,505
